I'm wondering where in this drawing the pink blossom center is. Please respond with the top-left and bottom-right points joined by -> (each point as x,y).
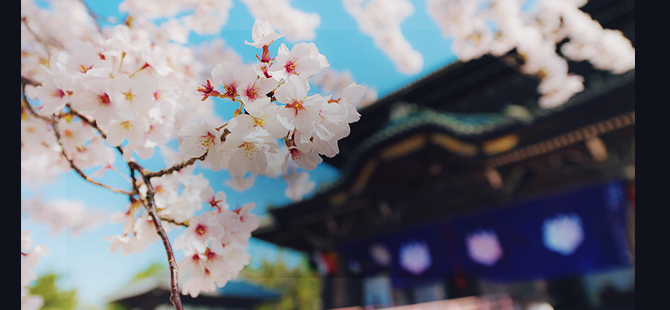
245,85 -> 261,101
50,88 -> 66,99
199,132 -> 216,150
97,93 -> 111,105
286,100 -> 305,115
205,248 -> 218,261
290,148 -> 303,160
79,64 -> 93,73
195,224 -> 206,236
285,59 -> 297,74
223,83 -> 237,99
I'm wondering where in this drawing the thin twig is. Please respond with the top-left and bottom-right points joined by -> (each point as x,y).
20,78 -> 51,122
50,115 -> 134,195
66,105 -> 126,156
159,216 -> 189,228
21,96 -> 51,123
76,0 -> 103,33
129,162 -> 185,310
21,16 -> 63,51
21,76 -> 41,88
144,154 -> 207,179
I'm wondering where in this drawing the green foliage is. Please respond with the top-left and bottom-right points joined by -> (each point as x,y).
241,252 -> 322,310
104,303 -> 128,310
27,272 -> 78,310
130,261 -> 167,282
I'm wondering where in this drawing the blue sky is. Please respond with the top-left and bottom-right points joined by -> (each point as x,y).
21,0 -> 459,308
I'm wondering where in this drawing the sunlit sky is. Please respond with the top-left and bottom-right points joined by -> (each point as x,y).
21,0 -> 459,308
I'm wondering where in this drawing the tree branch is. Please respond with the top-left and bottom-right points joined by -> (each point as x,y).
129,162 -> 185,310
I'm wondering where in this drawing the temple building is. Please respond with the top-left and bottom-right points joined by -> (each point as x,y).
253,0 -> 635,309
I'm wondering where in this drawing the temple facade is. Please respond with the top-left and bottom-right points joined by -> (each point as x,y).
253,0 -> 635,309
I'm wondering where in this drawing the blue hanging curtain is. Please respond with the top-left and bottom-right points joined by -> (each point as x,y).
337,181 -> 632,288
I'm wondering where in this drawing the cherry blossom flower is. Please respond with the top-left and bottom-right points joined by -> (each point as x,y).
285,171 -> 315,201
33,75 -> 72,115
243,97 -> 291,139
106,117 -> 151,147
210,61 -> 247,100
242,0 -> 320,42
222,114 -> 279,177
284,145 -> 323,172
274,75 -> 324,136
177,122 -> 220,157
104,235 -> 148,256
225,175 -> 256,192
238,74 -> 277,107
229,202 -> 260,234
200,187 -> 229,212
112,74 -> 157,111
70,77 -> 134,127
174,212 -> 225,254
269,42 -> 328,82
244,19 -> 283,48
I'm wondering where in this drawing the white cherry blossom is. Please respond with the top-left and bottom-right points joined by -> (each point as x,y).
285,171 -> 315,201
244,19 -> 283,48
174,212 -> 225,254
223,114 -> 278,177
269,42 -> 328,82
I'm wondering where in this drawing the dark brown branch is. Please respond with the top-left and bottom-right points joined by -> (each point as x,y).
129,162 -> 184,310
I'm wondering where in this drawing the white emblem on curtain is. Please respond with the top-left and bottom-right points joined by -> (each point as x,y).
543,213 -> 584,256
399,241 -> 432,275
466,229 -> 503,266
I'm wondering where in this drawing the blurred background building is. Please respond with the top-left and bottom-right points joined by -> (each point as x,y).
253,0 -> 635,309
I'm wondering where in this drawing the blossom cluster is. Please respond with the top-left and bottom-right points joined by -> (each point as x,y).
21,231 -> 49,310
119,0 -> 321,41
174,202 -> 259,297
181,20 -> 366,178
21,197 -> 107,236
21,0 -> 367,303
311,67 -> 378,110
426,0 -> 635,108
343,0 -> 424,75
242,0 -> 321,41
